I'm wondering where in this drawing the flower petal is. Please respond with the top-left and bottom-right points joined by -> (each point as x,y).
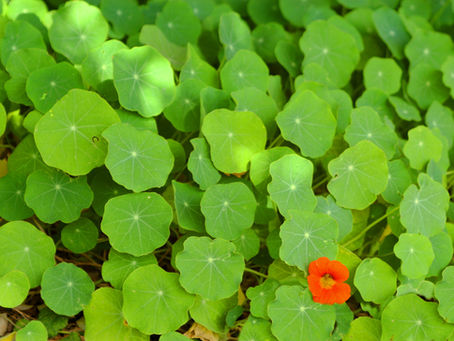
327,259 -> 349,282
308,256 -> 330,277
307,274 -> 323,296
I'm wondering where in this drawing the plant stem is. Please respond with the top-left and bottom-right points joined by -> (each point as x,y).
342,206 -> 400,248
312,176 -> 330,190
244,267 -> 268,278
268,135 -> 284,148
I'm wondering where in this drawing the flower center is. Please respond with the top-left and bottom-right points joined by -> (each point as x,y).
320,273 -> 336,289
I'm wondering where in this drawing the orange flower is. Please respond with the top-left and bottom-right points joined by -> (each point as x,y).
307,257 -> 351,305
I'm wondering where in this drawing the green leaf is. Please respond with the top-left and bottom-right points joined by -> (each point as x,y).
407,63 -> 450,109
180,44 -> 218,87
267,154 -> 316,218
160,332 -> 191,341
343,317 -> 381,341
122,264 -> 194,335
434,266 -> 454,322
0,221 -> 55,288
16,321 -> 47,341
163,79 -> 205,132
201,109 -> 267,173
277,90 -> 336,158
220,50 -> 269,94
405,30 -> 453,69
425,101 -> 454,148
49,1 -> 108,64
101,192 -> 173,256
344,107 -> 398,159
0,103 -> 5,136
268,286 -> 336,341
441,55 -> 454,97
26,62 -> 84,113
299,20 -> 360,87
38,308 -> 69,338
116,109 -> 157,133
381,294 -> 453,341
113,46 -> 176,117
34,89 -> 120,176
219,12 -> 253,59
247,0 -> 284,25
102,122 -> 174,192
268,259 -> 306,285
246,278 -> 279,319
354,258 -> 397,304
239,316 -> 277,341
400,173 -> 449,236
187,137 -> 221,190
201,182 -> 256,240
363,57 -> 402,94
279,211 -> 338,270
403,126 -> 443,170
279,0 -> 331,27
428,232 -> 452,277
381,159 -> 413,205
315,195 -> 353,241
388,96 -> 421,121
394,233 -> 434,279
275,40 -> 303,77
100,0 -> 144,37
327,140 -> 389,210
41,263 -> 94,316
156,0 -> 201,46
24,168 -> 93,224
101,248 -> 157,290
84,287 -> 148,341
175,236 -> 245,300
0,20 -> 46,65
372,7 -> 410,59
172,181 -> 205,233
232,229 -> 260,260
252,22 -> 291,63
0,174 -> 33,221
0,270 -> 30,308
7,134 -> 47,180
61,218 -> 99,254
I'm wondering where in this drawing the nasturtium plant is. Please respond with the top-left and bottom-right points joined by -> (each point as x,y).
2,1 -> 454,339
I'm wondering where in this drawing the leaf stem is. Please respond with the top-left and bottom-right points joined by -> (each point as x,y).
342,206 -> 400,248
312,176 -> 330,190
244,267 -> 268,278
268,135 -> 284,148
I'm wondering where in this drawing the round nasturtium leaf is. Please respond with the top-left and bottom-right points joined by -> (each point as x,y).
381,159 -> 413,205
403,125 -> 443,170
252,22 -> 291,63
400,173 -> 449,237
26,62 -> 84,113
394,233 -> 434,279
354,258 -> 397,304
388,96 -> 421,121
156,0 -> 201,46
407,63 -> 450,109
425,101 -> 454,148
49,0 -> 109,64
102,122 -> 174,192
441,55 -> 454,97
0,20 -> 46,66
7,134 -> 47,179
434,266 -> 454,322
381,294 -> 453,341
0,270 -> 30,308
172,181 -> 205,233
268,286 -> 336,341
239,316 -> 277,341
220,50 -> 269,94
180,44 -> 218,87
344,106 -> 398,159
24,168 -> 94,224
267,154 -> 316,218
100,0 -> 144,37
34,89 -> 120,176
0,103 -> 5,136
113,45 -> 176,117
299,20 -> 360,87
276,90 -> 336,158
187,137 -> 221,190
160,332 -> 192,341
175,236 -> 245,300
363,57 -> 402,95
232,229 -> 260,260
428,232 -> 453,277
246,279 -> 279,319
84,287 -> 148,341
279,211 -> 338,270
404,30 -> 453,69
101,248 -> 157,289
201,109 -> 267,173
275,40 -> 303,77
16,321 -> 48,341
327,140 -> 389,210
0,221 -> 55,288
122,264 -> 195,335
41,262 -> 95,316
61,218 -> 99,254
315,195 -> 353,241
219,12 -> 253,60
0,174 -> 33,221
201,182 -> 256,240
101,192 -> 172,256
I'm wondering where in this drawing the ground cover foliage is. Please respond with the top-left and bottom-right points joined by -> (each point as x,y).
1,0 -> 454,340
